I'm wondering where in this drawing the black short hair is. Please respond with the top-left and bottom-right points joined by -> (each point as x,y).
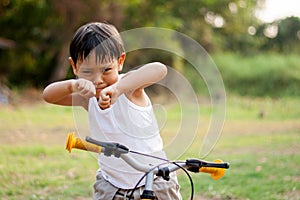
70,22 -> 124,65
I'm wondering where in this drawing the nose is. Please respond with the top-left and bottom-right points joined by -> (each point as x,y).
93,74 -> 104,85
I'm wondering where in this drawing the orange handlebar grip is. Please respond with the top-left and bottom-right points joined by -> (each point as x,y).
66,132 -> 102,153
199,159 -> 226,180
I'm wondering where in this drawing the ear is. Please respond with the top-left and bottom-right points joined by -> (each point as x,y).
118,53 -> 126,71
69,57 -> 78,76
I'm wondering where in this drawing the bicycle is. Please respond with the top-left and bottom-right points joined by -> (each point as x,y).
65,132 -> 230,200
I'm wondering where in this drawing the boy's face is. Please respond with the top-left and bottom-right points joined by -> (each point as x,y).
70,50 -> 125,97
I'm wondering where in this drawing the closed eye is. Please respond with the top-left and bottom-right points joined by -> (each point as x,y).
82,70 -> 92,74
103,67 -> 112,73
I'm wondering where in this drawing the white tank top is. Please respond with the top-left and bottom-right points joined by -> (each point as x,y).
88,92 -> 166,189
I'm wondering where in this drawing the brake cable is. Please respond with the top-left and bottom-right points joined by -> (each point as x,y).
127,150 -> 195,200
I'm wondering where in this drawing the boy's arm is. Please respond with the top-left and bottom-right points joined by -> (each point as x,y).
99,62 -> 167,109
121,62 -> 167,92
42,79 -> 94,109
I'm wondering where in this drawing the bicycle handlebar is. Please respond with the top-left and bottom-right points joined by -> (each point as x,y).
65,132 -> 230,199
66,133 -> 229,179
66,133 -> 102,153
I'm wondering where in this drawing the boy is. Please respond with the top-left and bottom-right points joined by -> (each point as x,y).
43,22 -> 181,199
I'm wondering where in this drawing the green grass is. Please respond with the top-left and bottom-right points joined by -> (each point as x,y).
226,95 -> 300,120
0,95 -> 299,199
180,131 -> 299,200
0,145 -> 97,200
0,103 -> 74,128
178,99 -> 299,199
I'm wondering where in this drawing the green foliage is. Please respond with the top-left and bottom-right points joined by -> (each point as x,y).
256,17 -> 300,53
0,0 -> 300,93
125,0 -> 259,53
276,17 -> 300,52
0,0 -> 114,87
0,0 -> 54,86
212,53 -> 300,97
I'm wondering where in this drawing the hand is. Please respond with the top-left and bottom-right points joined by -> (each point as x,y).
72,79 -> 96,99
98,84 -> 120,110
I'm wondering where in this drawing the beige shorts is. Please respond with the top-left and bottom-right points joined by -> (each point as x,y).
93,171 -> 182,200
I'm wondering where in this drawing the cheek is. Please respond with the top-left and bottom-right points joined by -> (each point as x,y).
103,73 -> 118,84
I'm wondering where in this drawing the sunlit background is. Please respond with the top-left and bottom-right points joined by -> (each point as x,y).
0,1 -> 299,199
256,0 -> 300,23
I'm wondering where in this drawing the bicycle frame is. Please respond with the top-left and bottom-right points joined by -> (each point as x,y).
66,132 -> 230,200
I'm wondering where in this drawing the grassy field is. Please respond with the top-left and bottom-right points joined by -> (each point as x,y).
0,93 -> 299,200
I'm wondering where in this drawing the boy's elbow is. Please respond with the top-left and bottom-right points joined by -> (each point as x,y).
153,62 -> 167,78
42,89 -> 51,103
42,86 -> 57,104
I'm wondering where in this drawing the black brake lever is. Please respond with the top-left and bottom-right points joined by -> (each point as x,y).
186,159 -> 230,169
86,136 -> 129,157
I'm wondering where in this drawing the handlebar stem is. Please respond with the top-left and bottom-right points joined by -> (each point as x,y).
144,171 -> 155,191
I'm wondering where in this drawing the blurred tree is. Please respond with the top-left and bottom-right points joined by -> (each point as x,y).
122,0 -> 262,71
214,0 -> 261,54
256,17 -> 300,53
123,0 -> 261,54
0,0 -> 53,87
3,0 -> 298,89
0,0 -> 125,87
277,17 -> 300,52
